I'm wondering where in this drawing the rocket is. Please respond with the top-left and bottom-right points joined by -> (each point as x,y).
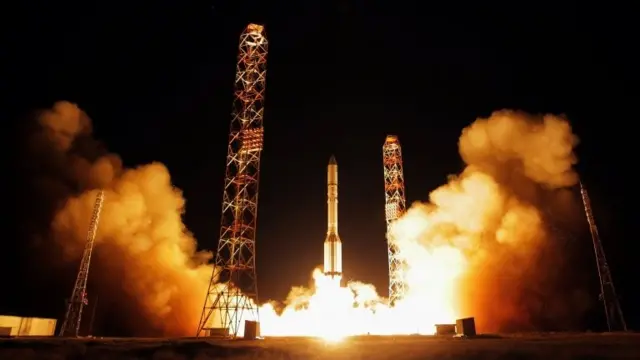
323,155 -> 343,280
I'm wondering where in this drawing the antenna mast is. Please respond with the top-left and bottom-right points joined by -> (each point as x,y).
382,135 -> 408,305
197,23 -> 269,338
579,181 -> 627,332
59,190 -> 105,337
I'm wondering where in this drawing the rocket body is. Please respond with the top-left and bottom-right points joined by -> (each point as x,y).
323,155 -> 342,280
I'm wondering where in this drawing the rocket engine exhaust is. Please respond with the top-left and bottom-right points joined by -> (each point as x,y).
323,155 -> 342,284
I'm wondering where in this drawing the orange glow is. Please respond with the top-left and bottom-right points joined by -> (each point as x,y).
47,101 -> 580,337
249,110 -> 579,338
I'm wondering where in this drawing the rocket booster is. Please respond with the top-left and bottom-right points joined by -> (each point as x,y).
323,155 -> 342,280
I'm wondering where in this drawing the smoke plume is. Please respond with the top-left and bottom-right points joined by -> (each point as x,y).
25,101 -> 212,336
391,110 -> 589,332
18,102 -> 590,336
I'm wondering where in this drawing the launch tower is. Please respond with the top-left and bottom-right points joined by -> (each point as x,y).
197,23 -> 269,338
579,181 -> 627,332
59,190 -> 105,337
382,135 -> 408,305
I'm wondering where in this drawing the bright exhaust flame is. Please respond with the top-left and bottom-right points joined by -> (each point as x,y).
41,102 -> 580,337
258,252 -> 463,340
254,110 -> 579,338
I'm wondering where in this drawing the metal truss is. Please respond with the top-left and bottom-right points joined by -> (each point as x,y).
580,181 -> 627,332
197,24 -> 269,338
382,135 -> 408,305
59,190 -> 105,337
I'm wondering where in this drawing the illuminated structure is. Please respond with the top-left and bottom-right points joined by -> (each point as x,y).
197,23 -> 268,338
323,155 -> 343,282
579,181 -> 627,332
382,135 -> 407,305
59,190 -> 105,337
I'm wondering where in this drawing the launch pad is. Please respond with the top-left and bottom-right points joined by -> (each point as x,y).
45,20 -> 628,342
2,333 -> 639,359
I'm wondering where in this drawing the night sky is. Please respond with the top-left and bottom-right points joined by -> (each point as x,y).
5,1 -> 638,334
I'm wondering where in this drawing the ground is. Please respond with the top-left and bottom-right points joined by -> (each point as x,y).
1,333 -> 639,359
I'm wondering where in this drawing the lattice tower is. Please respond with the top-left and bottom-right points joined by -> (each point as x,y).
579,181 -> 627,332
382,135 -> 408,305
197,23 -> 268,338
59,190 -> 105,337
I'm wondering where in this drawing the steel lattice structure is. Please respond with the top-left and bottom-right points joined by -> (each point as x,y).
197,23 -> 268,338
579,181 -> 627,332
59,190 -> 105,337
382,135 -> 408,305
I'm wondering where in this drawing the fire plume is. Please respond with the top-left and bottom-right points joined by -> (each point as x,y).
32,102 -> 582,337
251,110 -> 581,338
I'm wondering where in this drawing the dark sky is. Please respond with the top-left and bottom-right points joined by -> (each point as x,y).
5,1 -> 638,334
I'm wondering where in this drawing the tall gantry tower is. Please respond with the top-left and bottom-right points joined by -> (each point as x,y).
382,135 -> 408,305
59,190 -> 105,337
197,23 -> 269,338
579,181 -> 627,332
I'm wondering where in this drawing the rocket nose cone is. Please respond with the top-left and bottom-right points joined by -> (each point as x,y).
329,155 -> 337,165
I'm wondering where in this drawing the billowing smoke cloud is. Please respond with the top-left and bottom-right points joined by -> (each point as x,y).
391,110 -> 590,333
19,103 -> 590,336
25,101 -> 213,336
38,101 -> 92,152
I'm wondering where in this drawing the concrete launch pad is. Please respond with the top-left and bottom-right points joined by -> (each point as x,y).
1,333 -> 639,359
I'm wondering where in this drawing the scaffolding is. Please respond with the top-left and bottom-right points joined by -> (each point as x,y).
197,23 -> 269,338
59,190 -> 105,337
579,181 -> 627,332
382,135 -> 408,305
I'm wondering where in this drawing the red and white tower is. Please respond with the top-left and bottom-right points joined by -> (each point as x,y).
382,135 -> 407,305
197,23 -> 269,338
59,189 -> 105,337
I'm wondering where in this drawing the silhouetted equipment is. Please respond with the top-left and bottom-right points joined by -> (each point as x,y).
579,181 -> 627,332
88,295 -> 99,336
244,320 -> 260,340
435,324 -> 456,336
205,328 -> 230,338
456,317 -> 476,337
59,190 -> 105,337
